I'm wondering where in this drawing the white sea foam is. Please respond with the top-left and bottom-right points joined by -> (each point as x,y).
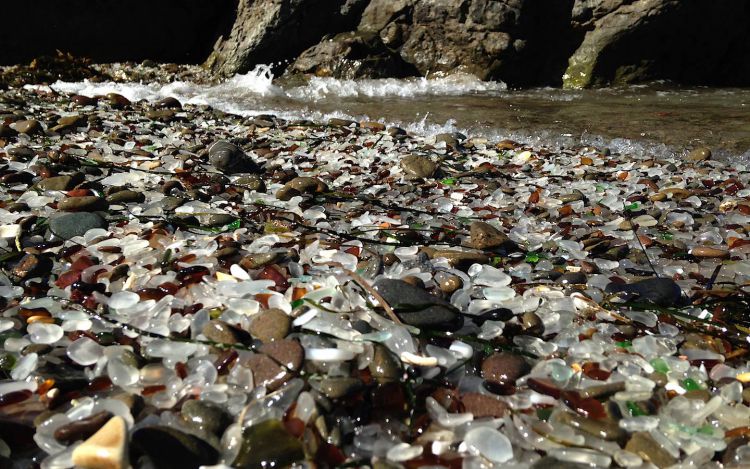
30,64 -> 748,159
285,73 -> 506,100
46,65 -> 504,105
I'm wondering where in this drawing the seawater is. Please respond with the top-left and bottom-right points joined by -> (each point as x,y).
43,64 -> 750,161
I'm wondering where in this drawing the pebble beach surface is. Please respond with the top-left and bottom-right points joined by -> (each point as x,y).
1,72 -> 750,469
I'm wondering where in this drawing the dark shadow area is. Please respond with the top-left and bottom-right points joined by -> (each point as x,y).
498,0 -> 581,87
592,1 -> 750,86
0,0 -> 235,65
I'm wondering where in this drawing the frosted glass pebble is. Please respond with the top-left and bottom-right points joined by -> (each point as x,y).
483,287 -> 515,302
229,264 -> 250,280
28,322 -> 64,344
61,319 -> 93,332
67,338 -> 104,366
618,416 -> 660,432
471,265 -> 511,287
0,224 -> 21,238
0,380 -> 37,395
387,443 -> 423,462
145,339 -> 197,359
107,358 -> 139,387
0,285 -> 23,298
477,320 -> 504,340
41,443 -> 78,469
631,335 -> 676,358
4,337 -> 30,352
11,353 -> 38,380
108,291 -> 140,309
614,449 -> 643,467
294,392 -> 316,424
394,246 -> 419,258
216,280 -> 276,297
550,448 -> 611,467
623,310 -> 657,328
463,426 -> 513,463
0,319 -> 14,333
632,215 -> 658,227
449,341 -> 473,359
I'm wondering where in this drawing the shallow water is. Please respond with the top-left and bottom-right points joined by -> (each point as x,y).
48,66 -> 750,160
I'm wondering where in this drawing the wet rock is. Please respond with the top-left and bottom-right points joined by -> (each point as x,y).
437,273 -> 462,294
400,154 -> 437,179
6,202 -> 29,212
7,146 -> 35,159
605,277 -> 682,307
36,174 -> 82,191
690,246 -> 729,259
328,118 -> 358,127
461,392 -> 508,418
52,114 -> 84,132
558,271 -> 587,285
246,339 -> 304,391
146,109 -> 176,121
249,308 -> 291,342
312,377 -> 362,399
154,97 -> 182,109
208,140 -> 261,174
233,419 -> 304,468
240,252 -> 285,270
131,426 -> 218,469
558,411 -> 625,441
48,212 -> 107,240
470,221 -> 510,250
688,146 -> 712,162
58,196 -> 108,212
180,400 -> 231,435
54,411 -> 112,444
290,31 -> 414,79
197,213 -> 236,227
106,93 -> 130,108
435,132 -> 464,149
420,247 -> 489,271
481,352 -> 530,385
472,307 -> 514,325
71,416 -> 128,469
560,190 -> 585,203
369,344 -> 401,382
160,196 -> 185,211
10,119 -> 42,135
531,457 -> 591,469
372,278 -> 462,331
105,190 -> 145,204
361,121 -> 385,131
276,176 -> 328,201
235,174 -> 266,192
625,432 -> 677,468
202,320 -> 239,345
72,95 -> 97,106
12,254 -> 52,280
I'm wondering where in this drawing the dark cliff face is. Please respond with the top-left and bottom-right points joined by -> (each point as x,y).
4,0 -> 750,88
0,0 -> 235,65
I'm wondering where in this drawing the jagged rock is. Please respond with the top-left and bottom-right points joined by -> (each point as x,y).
208,140 -> 261,174
289,31 -> 415,79
205,0 -> 369,76
565,0 -> 750,88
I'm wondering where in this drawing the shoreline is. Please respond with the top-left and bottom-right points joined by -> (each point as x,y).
1,76 -> 750,467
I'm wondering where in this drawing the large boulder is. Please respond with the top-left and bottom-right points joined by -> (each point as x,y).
289,31 -> 416,79
290,0 -> 575,85
564,0 -> 750,88
206,0 -> 368,77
